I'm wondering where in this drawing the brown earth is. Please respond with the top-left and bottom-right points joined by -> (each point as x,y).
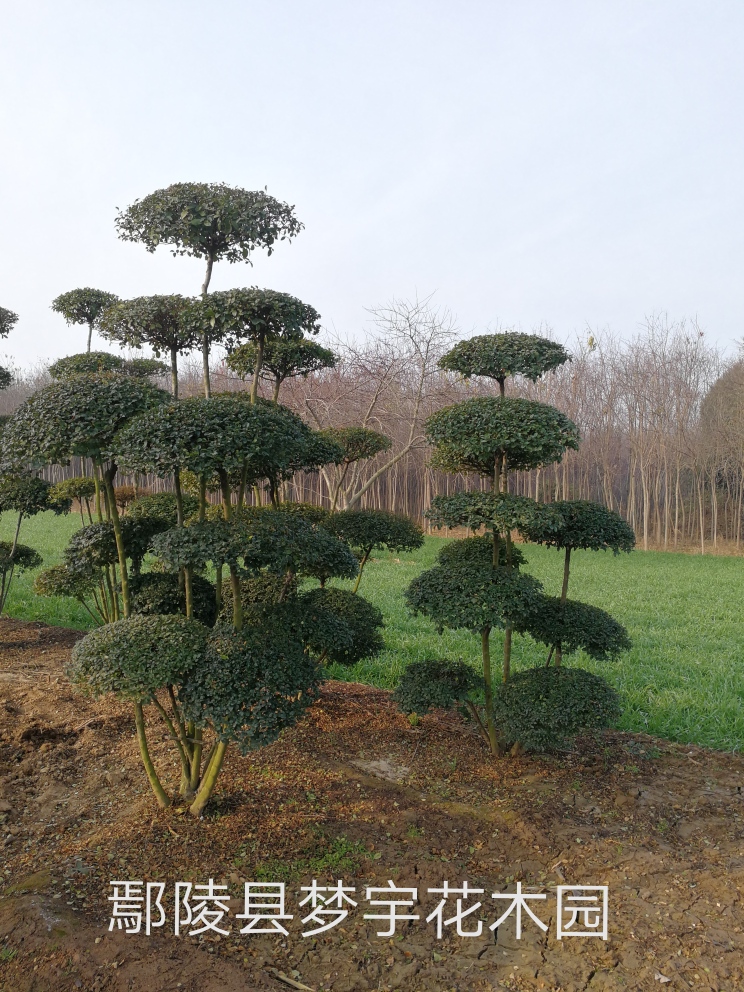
0,617 -> 742,992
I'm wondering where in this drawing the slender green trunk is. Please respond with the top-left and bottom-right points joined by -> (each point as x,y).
554,546 -> 571,668
174,469 -> 193,619
250,335 -> 265,403
188,726 -> 203,795
189,741 -> 228,817
352,550 -> 371,593
170,345 -> 179,398
481,628 -> 500,755
93,465 -> 103,522
201,255 -> 214,398
502,627 -> 512,683
87,320 -> 93,353
134,702 -> 171,808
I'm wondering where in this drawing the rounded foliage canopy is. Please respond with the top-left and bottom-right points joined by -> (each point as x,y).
0,475 -> 71,518
129,572 -> 217,628
518,595 -> 631,660
439,332 -> 570,383
393,658 -> 481,715
50,289 -> 119,327
1,374 -> 168,468
128,491 -> 199,527
68,614 -> 208,702
227,338 -> 336,386
522,500 -> 636,553
49,477 -> 96,506
316,427 -> 392,465
116,395 -> 338,486
34,564 -> 96,601
299,587 -> 384,666
0,542 -> 42,574
187,288 -> 321,351
492,666 -> 621,753
49,352 -> 126,379
179,621 -> 320,754
406,562 -> 543,634
0,307 -> 18,339
427,491 -> 539,535
115,182 -> 303,263
327,509 -> 424,557
426,397 -> 580,476
99,295 -> 199,356
436,534 -> 525,570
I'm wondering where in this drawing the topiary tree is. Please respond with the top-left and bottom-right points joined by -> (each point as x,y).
298,587 -> 384,666
398,330 -> 630,755
115,182 -> 303,396
491,667 -> 621,753
521,500 -> 635,664
0,474 -> 72,615
227,337 -> 337,403
0,373 -> 168,615
99,295 -> 199,398
326,509 -> 424,591
188,288 -> 321,403
315,427 -> 393,510
51,289 -> 119,353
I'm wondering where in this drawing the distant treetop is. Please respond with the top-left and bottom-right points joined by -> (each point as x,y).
0,307 -> 19,339
51,288 -> 120,352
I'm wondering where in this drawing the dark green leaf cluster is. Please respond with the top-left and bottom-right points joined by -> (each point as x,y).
436,535 -> 525,570
128,492 -> 199,527
522,500 -> 636,553
65,517 -> 167,575
34,564 -> 96,602
49,352 -> 169,381
179,622 -> 320,754
428,491 -> 538,534
0,307 -> 18,339
218,573 -> 299,625
427,397 -> 580,476
115,183 -> 302,263
519,596 -> 631,660
99,295 -> 199,356
115,395 -> 332,485
327,509 -> 424,558
68,614 -> 208,702
50,289 -> 119,328
0,542 -> 42,574
270,501 -> 330,526
48,477 -> 96,505
0,367 -> 12,391
492,667 -> 621,752
439,333 -> 570,383
0,475 -> 72,518
316,427 -> 392,464
227,338 -> 336,384
129,572 -> 217,627
1,374 -> 169,468
406,563 -> 543,634
393,658 -> 481,716
298,588 -> 384,666
190,288 -> 321,351
124,358 -> 169,378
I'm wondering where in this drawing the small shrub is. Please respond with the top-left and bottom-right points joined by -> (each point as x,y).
393,658 -> 480,715
129,572 -> 218,627
491,666 -> 621,753
114,485 -> 138,510
299,587 -> 384,665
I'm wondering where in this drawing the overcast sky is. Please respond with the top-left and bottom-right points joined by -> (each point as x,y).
1,0 -> 742,368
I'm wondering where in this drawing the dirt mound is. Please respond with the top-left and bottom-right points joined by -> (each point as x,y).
0,617 -> 742,991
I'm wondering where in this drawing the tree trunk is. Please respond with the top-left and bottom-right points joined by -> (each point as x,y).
201,254 -> 214,398
170,345 -> 179,398
250,336 -> 265,404
481,628 -> 500,755
102,463 -> 131,618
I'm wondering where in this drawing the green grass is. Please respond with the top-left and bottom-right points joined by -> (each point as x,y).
3,511 -> 744,751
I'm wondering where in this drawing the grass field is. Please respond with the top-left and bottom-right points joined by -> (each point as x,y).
3,510 -> 743,752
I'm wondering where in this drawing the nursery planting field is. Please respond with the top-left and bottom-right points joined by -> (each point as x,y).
2,511 -> 744,752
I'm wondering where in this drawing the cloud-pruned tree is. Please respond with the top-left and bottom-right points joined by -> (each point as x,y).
51,289 -> 119,353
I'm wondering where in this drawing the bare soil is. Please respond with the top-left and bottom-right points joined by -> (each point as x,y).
0,617 -> 742,992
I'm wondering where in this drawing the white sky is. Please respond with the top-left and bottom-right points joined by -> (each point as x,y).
1,0 -> 743,367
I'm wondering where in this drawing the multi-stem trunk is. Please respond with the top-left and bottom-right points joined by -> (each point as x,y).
201,254 -> 214,399
101,463 -> 131,618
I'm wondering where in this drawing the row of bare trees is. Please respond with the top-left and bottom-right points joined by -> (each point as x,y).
3,304 -> 741,552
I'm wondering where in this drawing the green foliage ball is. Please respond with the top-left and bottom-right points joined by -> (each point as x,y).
393,658 -> 480,715
437,535 -> 525,570
520,596 -> 631,660
129,572 -> 218,627
68,614 -> 208,701
0,542 -> 42,574
327,509 -> 424,557
179,621 -> 320,754
317,426 -> 392,464
128,491 -> 199,527
299,587 -> 384,666
523,500 -> 636,553
492,666 -> 621,752
49,352 -> 126,379
439,332 -> 570,383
